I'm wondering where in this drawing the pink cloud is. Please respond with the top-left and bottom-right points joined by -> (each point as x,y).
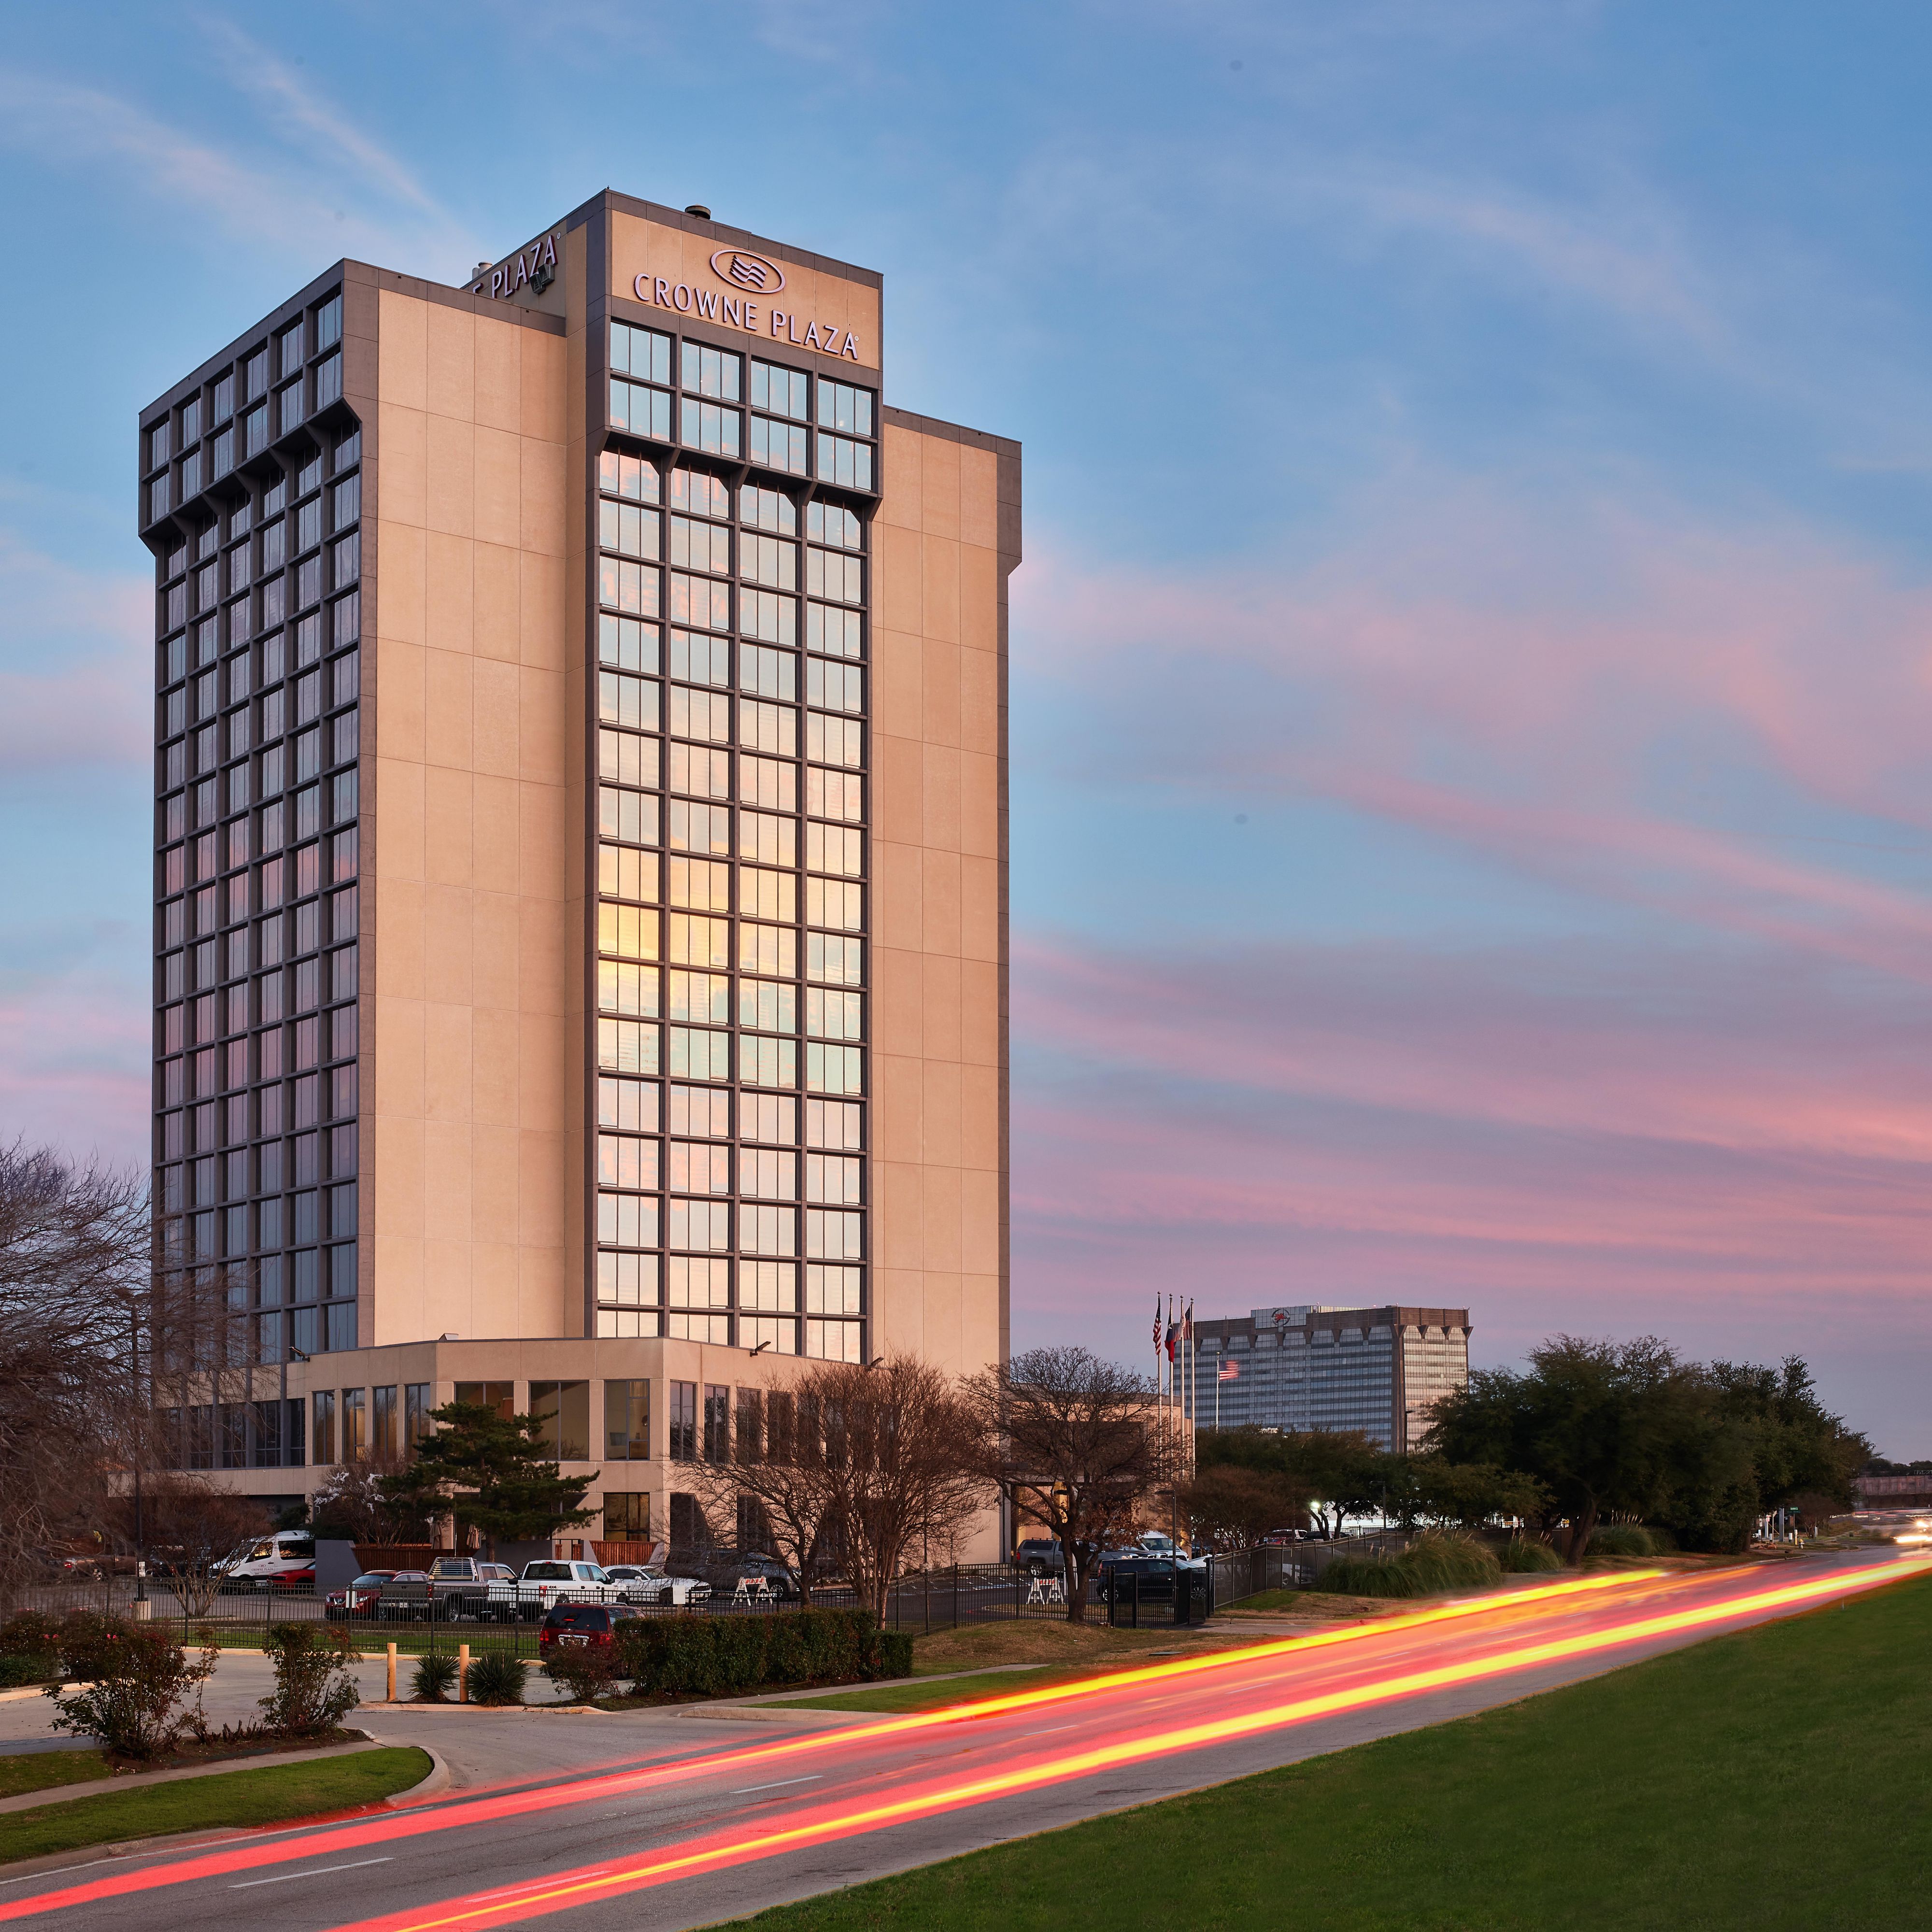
1015,483 -> 1932,981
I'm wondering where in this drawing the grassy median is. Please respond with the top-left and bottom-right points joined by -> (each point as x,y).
729,1567 -> 1932,1932
0,1747 -> 432,1867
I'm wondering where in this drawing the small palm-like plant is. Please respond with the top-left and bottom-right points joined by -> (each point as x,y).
466,1651 -> 527,1706
410,1651 -> 458,1703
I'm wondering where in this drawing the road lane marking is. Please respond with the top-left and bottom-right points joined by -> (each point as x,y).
731,1775 -> 824,1794
232,1859 -> 393,1889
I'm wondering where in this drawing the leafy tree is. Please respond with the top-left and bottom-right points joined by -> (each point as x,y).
46,1619 -> 217,1760
378,1402 -> 597,1556
1198,1428 -> 1388,1537
963,1348 -> 1171,1622
1175,1464 -> 1308,1551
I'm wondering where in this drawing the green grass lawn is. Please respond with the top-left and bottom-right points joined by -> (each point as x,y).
728,1568 -> 1932,1932
1224,1588 -> 1305,1612
0,1747 -> 431,1867
0,1752 -> 110,1802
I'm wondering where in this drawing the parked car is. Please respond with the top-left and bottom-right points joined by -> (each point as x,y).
725,1553 -> 800,1601
375,1570 -> 434,1619
603,1564 -> 712,1606
216,1531 -> 317,1591
1012,1539 -> 1065,1577
1094,1554 -> 1208,1605
423,1557 -> 519,1619
325,1570 -> 398,1616
538,1602 -> 647,1656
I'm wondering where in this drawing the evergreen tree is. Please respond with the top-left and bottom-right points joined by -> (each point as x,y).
378,1402 -> 598,1556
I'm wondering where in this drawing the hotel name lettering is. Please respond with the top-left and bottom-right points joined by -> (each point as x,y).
631,272 -> 864,362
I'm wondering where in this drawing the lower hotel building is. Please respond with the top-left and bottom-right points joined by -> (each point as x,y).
1188,1306 -> 1472,1450
141,190 -> 1017,1556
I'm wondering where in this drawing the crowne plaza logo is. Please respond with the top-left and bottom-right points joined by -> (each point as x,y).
711,248 -> 785,294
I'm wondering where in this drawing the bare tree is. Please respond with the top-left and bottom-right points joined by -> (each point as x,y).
1174,1465 -> 1310,1553
814,1358 -> 987,1621
0,1141 -> 149,1601
687,1388 -> 832,1605
131,1476 -> 268,1617
688,1359 -> 988,1619
962,1347 -> 1168,1623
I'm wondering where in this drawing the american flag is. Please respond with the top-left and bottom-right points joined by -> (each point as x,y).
1218,1359 -> 1239,1382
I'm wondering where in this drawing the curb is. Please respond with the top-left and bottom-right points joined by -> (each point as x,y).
382,1744 -> 451,1805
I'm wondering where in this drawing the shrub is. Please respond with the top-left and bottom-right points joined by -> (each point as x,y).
1311,1533 -> 1502,1600
258,1622 -> 362,1736
616,1608 -> 896,1699
543,1645 -> 622,1704
44,1620 -> 216,1760
467,1652 -> 527,1706
1586,1525 -> 1655,1559
411,1652 -> 458,1703
0,1611 -> 64,1685
1498,1538 -> 1563,1574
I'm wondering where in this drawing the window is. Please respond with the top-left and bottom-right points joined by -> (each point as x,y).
669,1196 -> 730,1250
598,1075 -> 658,1131
529,1380 -> 591,1460
668,970 -> 730,1025
452,1376 -> 514,1422
611,377 -> 672,441
669,469 -> 731,519
668,1084 -> 730,1136
816,434 -> 874,492
605,1381 -> 650,1462
668,1380 -> 697,1461
805,1097 -> 864,1150
604,1492 -> 651,1539
599,499 -> 660,559
740,532 -> 796,591
682,341 -> 741,400
600,614 -> 659,673
312,1390 -> 336,1465
739,483 -> 796,533
750,360 -> 809,420
681,398 -> 741,459
807,767 -> 864,823
703,1384 -> 731,1462
817,381 -> 874,437
611,321 -> 672,385
372,1385 -> 397,1459
317,293 -> 343,350
597,1132 -> 658,1191
597,1192 -> 659,1249
741,1148 -> 797,1200
404,1383 -> 433,1446
805,1264 -> 863,1315
668,513 -> 731,574
599,451 -> 660,502
739,809 -> 796,867
749,416 -> 808,475
805,1320 -> 865,1363
669,1138 -> 730,1192
806,823 -> 864,878
735,1391 -> 764,1466
806,547 -> 863,604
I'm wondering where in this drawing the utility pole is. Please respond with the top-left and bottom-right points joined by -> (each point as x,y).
130,1302 -> 146,1613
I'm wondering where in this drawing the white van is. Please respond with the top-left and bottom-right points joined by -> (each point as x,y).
217,1530 -> 317,1591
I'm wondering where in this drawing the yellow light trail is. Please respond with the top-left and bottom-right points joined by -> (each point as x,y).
327,1556 -> 1922,1932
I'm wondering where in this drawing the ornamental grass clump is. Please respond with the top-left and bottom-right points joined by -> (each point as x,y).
1312,1533 -> 1502,1600
1586,1525 -> 1655,1559
1497,1538 -> 1564,1574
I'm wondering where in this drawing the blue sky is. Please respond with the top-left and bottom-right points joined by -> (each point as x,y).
4,2 -> 1932,1451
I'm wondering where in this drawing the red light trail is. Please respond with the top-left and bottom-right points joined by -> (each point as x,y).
1,1555 -> 1916,1931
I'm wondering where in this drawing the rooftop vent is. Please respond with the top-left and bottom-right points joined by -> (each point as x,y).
685,203 -> 712,220
471,261 -> 491,282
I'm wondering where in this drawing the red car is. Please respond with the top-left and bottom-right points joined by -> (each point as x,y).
538,1603 -> 644,1654
325,1569 -> 398,1616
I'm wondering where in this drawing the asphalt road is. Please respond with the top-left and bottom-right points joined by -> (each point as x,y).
2,1548 -> 1919,1932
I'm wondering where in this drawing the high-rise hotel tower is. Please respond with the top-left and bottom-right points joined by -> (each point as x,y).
141,192 -> 1016,1549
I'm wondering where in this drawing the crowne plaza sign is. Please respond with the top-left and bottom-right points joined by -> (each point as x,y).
631,247 -> 865,362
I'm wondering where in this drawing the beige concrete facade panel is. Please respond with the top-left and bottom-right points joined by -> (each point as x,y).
367,284 -> 572,1347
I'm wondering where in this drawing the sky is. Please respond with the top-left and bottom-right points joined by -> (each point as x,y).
2,2 -> 1930,1453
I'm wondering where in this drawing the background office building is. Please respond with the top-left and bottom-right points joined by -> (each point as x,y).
141,191 -> 1017,1550
1191,1306 -> 1471,1450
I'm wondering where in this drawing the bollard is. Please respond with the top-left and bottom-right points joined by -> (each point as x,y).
458,1643 -> 470,1703
386,1642 -> 397,1704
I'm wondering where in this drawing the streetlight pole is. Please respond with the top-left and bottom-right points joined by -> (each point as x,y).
130,1304 -> 147,1613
